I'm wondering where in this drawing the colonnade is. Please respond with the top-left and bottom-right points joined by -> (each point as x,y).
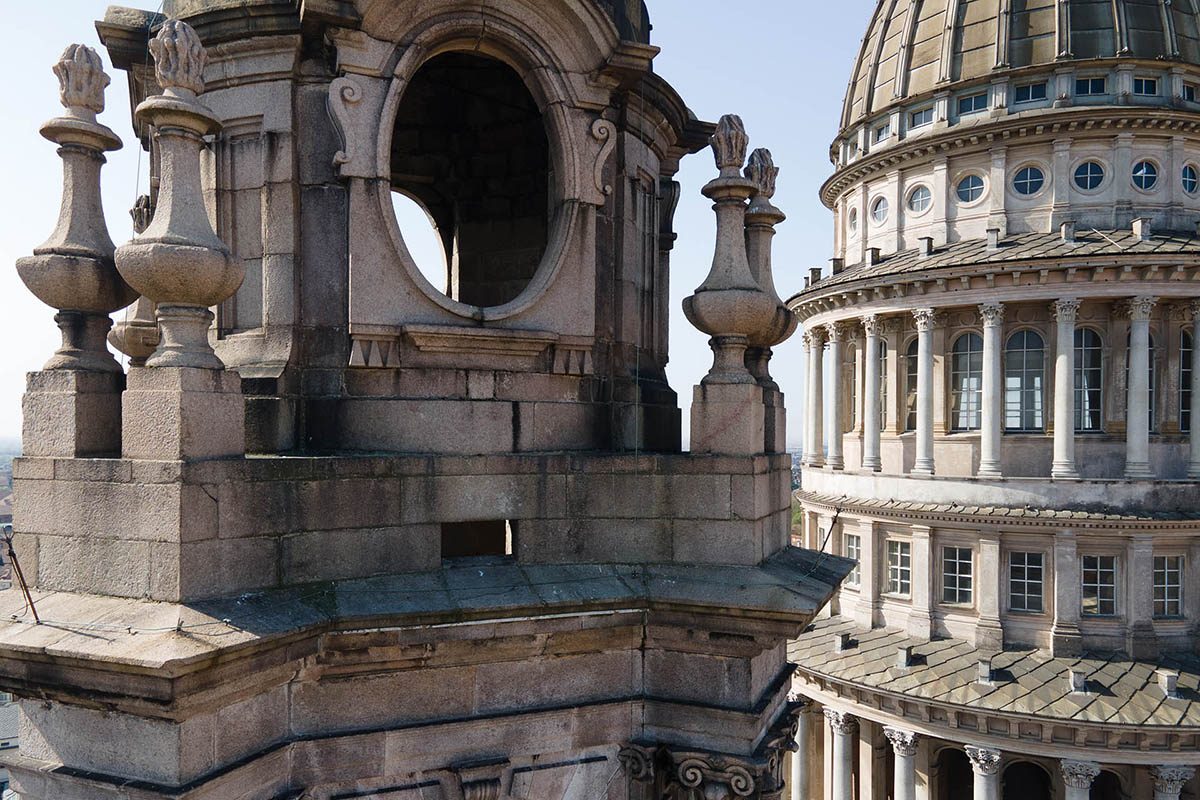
801,296 -> 1200,479
789,705 -> 1197,800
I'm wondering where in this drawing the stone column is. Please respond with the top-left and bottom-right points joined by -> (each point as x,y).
806,328 -> 826,467
1060,760 -> 1100,800
862,315 -> 883,471
883,727 -> 918,800
964,746 -> 1001,800
1189,300 -> 1200,478
1126,535 -> 1157,659
827,323 -> 847,470
1051,530 -> 1083,657
978,303 -> 1005,478
1052,299 -> 1081,478
1151,766 -> 1196,800
912,309 -> 937,476
791,702 -> 812,800
17,44 -> 137,458
113,21 -> 246,461
824,709 -> 857,800
1125,296 -> 1157,478
907,526 -> 933,638
684,115 -> 778,456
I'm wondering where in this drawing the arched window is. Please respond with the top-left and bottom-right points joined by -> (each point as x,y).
1005,330 -> 1045,431
1074,328 -> 1103,432
1125,331 -> 1157,431
950,333 -> 984,431
1183,330 -> 1193,433
905,338 -> 919,431
1000,761 -> 1051,800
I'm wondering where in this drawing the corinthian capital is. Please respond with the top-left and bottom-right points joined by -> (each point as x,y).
823,708 -> 857,736
964,746 -> 1002,776
1151,765 -> 1196,794
1060,760 -> 1100,790
883,727 -> 919,757
149,19 -> 207,96
1052,298 -> 1081,323
1126,295 -> 1158,321
825,321 -> 849,343
978,302 -> 1005,327
862,314 -> 881,337
912,307 -> 938,332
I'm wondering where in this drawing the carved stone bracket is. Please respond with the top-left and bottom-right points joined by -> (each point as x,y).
329,76 -> 363,167
674,752 -> 758,799
618,744 -> 656,784
590,117 -> 617,201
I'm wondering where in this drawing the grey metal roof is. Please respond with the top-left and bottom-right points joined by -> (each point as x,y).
790,229 -> 1200,304
790,617 -> 1200,728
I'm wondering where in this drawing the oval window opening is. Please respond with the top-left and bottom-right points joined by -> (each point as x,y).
390,51 -> 551,308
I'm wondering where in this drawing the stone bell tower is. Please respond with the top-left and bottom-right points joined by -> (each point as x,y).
1,3 -> 848,799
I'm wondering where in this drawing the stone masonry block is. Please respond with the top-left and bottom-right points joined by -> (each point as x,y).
36,535 -> 150,597
281,525 -> 438,584
14,479 -> 199,542
173,537 -> 280,602
22,370 -> 123,458
402,473 -> 566,523
690,383 -> 766,457
339,399 -> 513,454
122,367 -> 245,461
290,667 -> 478,736
671,519 -> 761,566
565,472 -> 732,520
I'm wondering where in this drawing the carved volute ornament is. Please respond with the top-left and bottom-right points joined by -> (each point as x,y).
683,115 -> 780,385
114,19 -> 242,369
743,147 -> 796,389
17,43 -> 136,372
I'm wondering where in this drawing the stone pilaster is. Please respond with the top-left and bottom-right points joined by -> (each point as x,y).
1051,530 -> 1083,656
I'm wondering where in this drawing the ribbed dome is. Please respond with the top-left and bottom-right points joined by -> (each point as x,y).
842,0 -> 1200,131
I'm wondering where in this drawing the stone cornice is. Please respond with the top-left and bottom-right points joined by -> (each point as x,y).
822,106 -> 1200,208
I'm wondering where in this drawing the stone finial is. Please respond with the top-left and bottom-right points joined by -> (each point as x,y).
711,114 -> 749,177
149,19 -> 207,96
53,44 -> 109,118
745,148 -> 778,200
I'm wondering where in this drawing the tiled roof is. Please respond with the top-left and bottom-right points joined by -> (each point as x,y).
790,617 -> 1200,728
790,229 -> 1200,302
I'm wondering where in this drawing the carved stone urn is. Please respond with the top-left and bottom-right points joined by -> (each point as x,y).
682,115 -> 779,385
16,43 -> 137,372
114,19 -> 242,369
743,148 -> 796,390
108,195 -> 161,366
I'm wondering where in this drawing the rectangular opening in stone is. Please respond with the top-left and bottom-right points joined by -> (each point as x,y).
440,520 -> 514,559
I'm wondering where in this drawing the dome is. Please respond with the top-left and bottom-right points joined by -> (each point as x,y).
841,0 -> 1200,132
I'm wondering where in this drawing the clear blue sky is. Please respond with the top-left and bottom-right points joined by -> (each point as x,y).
0,1 -> 875,447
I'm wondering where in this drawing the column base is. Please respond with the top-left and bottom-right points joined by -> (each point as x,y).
690,383 -> 765,456
854,599 -> 879,629
1124,462 -> 1154,479
973,619 -> 1004,649
1126,622 -> 1158,660
1051,462 -> 1080,479
906,609 -> 932,639
976,463 -> 1002,479
861,456 -> 881,471
826,456 -> 844,470
22,370 -> 124,457
910,467 -> 934,479
122,366 -> 245,460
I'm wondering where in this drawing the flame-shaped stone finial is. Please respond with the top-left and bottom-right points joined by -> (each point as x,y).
149,19 -> 207,96
711,114 -> 748,177
745,148 -> 778,200
53,44 -> 109,119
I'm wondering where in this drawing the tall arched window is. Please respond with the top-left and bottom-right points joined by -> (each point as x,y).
905,338 -> 919,431
1005,330 -> 1045,431
1074,328 -> 1103,432
1183,330 -> 1193,434
950,333 -> 984,431
1125,331 -> 1156,431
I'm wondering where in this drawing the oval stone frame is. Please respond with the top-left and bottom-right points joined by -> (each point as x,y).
373,21 -> 587,323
